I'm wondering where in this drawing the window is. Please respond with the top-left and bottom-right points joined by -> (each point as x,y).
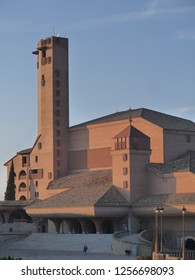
56,100 -> 60,107
35,156 -> 38,163
41,74 -> 45,86
56,109 -> 60,117
56,80 -> 60,87
56,90 -> 60,97
30,169 -> 43,179
19,170 -> 26,179
46,37 -> 51,44
123,154 -> 128,161
56,70 -> 60,77
22,156 -> 27,166
57,139 -> 61,147
35,181 -> 38,187
56,120 -> 60,127
56,129 -> 60,137
38,142 -> 42,149
116,137 -> 127,149
35,192 -> 39,198
123,181 -> 128,189
31,169 -> 38,174
123,167 -> 128,175
42,50 -> 46,58
56,149 -> 60,157
19,182 -> 27,191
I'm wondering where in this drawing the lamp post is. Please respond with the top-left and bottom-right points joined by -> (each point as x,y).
159,207 -> 164,253
154,208 -> 159,253
154,206 -> 164,254
182,206 -> 186,260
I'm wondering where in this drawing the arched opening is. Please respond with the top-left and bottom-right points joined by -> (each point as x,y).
19,170 -> 26,179
19,182 -> 27,191
185,238 -> 195,250
87,220 -> 96,233
102,220 -> 114,234
72,220 -> 82,234
19,195 -> 26,200
41,224 -> 47,233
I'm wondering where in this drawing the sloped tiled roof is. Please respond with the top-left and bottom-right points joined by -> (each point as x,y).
28,170 -> 129,208
71,108 -> 195,131
113,125 -> 149,139
17,148 -> 32,155
133,193 -> 195,206
47,169 -> 112,190
147,150 -> 195,175
0,199 -> 37,208
29,185 -> 129,208
95,186 -> 129,206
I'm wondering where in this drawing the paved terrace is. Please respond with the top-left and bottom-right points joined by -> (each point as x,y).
0,233 -> 136,260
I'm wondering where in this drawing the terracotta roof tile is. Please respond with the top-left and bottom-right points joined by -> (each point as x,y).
47,169 -> 112,190
70,108 -> 195,132
147,150 -> 195,175
133,193 -> 195,206
28,170 -> 129,208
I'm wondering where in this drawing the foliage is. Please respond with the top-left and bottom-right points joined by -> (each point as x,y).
4,160 -> 16,200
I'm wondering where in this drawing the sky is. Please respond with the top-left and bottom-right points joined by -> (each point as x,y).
0,0 -> 195,199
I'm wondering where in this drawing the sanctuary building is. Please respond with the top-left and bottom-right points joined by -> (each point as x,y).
3,36 -> 195,239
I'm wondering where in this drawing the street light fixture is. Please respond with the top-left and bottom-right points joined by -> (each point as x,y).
154,207 -> 159,253
182,206 -> 187,260
154,206 -> 164,253
159,207 -> 164,253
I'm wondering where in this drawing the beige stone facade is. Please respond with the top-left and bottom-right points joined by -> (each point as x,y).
3,36 -> 195,247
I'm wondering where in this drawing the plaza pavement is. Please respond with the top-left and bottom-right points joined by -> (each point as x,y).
0,233 -> 136,260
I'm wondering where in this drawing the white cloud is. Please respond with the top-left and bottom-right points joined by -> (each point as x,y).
69,2 -> 195,31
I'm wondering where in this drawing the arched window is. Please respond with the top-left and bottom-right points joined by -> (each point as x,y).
19,182 -> 27,191
19,170 -> 26,179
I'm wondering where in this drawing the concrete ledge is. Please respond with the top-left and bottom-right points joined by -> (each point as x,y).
112,231 -> 152,258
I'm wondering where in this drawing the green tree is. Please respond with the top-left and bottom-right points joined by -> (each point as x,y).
4,161 -> 16,200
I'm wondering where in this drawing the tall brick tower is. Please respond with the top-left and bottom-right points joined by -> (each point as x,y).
32,36 -> 69,185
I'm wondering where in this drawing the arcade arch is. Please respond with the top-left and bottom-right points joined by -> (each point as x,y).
185,238 -> 195,250
102,220 -> 114,234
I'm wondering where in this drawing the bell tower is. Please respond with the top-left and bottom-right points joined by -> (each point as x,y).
33,36 -> 69,182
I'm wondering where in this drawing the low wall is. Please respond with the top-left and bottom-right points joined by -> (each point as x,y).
0,222 -> 37,234
0,233 -> 29,243
112,231 -> 152,258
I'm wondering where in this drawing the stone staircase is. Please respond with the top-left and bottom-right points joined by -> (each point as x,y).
1,233 -> 113,253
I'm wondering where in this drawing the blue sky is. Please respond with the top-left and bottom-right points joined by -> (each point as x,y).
0,0 -> 195,199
